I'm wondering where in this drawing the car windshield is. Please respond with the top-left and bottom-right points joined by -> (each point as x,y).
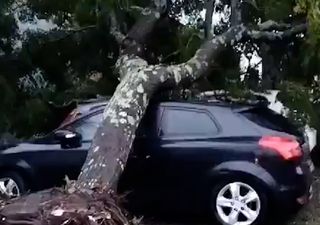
69,113 -> 103,141
58,109 -> 82,128
31,112 -> 103,144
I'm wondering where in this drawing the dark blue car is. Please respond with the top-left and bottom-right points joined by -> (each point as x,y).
0,99 -> 314,225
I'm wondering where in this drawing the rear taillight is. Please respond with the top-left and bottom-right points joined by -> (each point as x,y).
259,136 -> 302,161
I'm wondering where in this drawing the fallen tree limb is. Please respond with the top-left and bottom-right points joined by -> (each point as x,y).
0,187 -> 131,225
204,0 -> 214,39
258,20 -> 292,31
250,23 -> 307,41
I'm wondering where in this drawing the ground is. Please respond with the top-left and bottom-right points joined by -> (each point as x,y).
143,169 -> 320,225
286,169 -> 320,225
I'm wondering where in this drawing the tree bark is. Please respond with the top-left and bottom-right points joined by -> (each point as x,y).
204,0 -> 214,39
231,0 -> 242,26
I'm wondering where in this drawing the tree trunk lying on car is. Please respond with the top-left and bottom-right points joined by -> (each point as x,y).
0,1 -> 307,224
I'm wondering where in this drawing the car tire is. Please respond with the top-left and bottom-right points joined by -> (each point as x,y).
0,171 -> 27,198
210,179 -> 268,225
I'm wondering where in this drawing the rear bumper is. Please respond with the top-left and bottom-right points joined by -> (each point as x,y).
273,159 -> 314,211
276,182 -> 312,208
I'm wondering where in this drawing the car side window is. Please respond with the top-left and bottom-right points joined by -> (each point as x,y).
71,113 -> 103,141
161,108 -> 218,136
135,105 -> 162,138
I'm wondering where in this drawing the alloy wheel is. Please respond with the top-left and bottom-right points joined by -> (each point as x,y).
216,182 -> 261,225
0,178 -> 20,198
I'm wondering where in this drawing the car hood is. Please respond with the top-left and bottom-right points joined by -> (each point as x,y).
0,143 -> 18,150
0,141 -> 58,154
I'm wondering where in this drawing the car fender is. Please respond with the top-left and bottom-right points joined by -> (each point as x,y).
0,159 -> 36,189
16,159 -> 36,177
208,161 -> 279,192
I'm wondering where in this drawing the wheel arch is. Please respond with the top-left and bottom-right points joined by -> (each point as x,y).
0,160 -> 36,191
205,161 -> 279,205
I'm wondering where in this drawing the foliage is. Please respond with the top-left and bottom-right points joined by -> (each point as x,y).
0,0 -> 320,140
278,81 -> 318,127
296,0 -> 320,44
0,0 -> 122,137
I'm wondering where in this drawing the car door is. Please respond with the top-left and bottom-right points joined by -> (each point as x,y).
57,112 -> 103,179
31,112 -> 102,189
154,106 -> 221,208
118,104 -> 163,193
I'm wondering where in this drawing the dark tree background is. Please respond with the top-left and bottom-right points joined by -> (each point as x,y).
0,0 -> 319,139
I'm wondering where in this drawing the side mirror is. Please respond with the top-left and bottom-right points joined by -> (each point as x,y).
54,130 -> 82,149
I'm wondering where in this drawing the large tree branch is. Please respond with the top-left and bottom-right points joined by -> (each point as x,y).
254,20 -> 305,89
43,25 -> 97,44
118,21 -> 308,88
116,21 -> 307,92
109,12 -> 126,44
126,0 -> 168,45
177,23 -> 307,81
164,25 -> 248,86
258,20 -> 292,31
125,10 -> 163,45
204,0 -> 214,39
249,23 -> 307,41
231,0 -> 242,26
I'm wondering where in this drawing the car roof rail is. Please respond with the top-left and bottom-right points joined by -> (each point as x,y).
196,91 -> 270,107
78,91 -> 269,109
149,89 -> 270,107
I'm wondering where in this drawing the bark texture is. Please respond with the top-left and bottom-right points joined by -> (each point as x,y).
204,0 -> 214,39
231,0 -> 242,26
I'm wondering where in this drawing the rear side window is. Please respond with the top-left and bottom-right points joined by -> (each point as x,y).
136,105 -> 161,137
161,108 -> 218,136
240,108 -> 302,137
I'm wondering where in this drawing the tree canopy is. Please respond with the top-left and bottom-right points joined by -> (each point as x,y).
0,0 -> 320,138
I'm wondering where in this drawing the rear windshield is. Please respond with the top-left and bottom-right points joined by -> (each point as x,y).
240,107 -> 303,138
